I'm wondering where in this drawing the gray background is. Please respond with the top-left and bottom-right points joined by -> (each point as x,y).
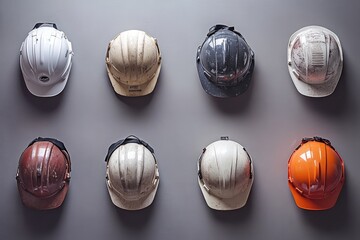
1,0 -> 359,239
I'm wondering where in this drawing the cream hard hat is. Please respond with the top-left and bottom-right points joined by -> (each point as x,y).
105,135 -> 160,210
198,137 -> 254,210
105,30 -> 161,97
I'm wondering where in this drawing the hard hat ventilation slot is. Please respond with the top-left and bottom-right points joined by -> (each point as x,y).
39,76 -> 50,82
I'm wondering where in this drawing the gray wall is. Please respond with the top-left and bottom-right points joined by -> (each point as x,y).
1,0 -> 359,239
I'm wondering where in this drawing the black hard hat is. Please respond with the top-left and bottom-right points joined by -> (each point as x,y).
196,25 -> 255,98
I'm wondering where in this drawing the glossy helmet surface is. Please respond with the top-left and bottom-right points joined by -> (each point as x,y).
288,137 -> 345,210
196,25 -> 254,97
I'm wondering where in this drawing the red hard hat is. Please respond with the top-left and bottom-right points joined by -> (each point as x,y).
16,137 -> 71,210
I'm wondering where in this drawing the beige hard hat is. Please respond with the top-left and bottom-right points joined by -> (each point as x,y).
105,136 -> 160,210
198,137 -> 254,210
105,30 -> 161,97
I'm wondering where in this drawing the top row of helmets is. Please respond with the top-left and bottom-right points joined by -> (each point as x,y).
19,23 -> 344,98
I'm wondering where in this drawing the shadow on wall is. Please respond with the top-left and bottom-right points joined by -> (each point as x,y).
300,176 -> 352,232
19,188 -> 67,236
103,179 -> 157,230
112,203 -> 155,229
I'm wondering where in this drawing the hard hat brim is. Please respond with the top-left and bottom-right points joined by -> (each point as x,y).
106,179 -> 159,210
288,180 -> 344,210
22,72 -> 70,97
17,182 -> 69,210
106,62 -> 161,97
287,26 -> 343,98
196,48 -> 254,98
198,165 -> 254,210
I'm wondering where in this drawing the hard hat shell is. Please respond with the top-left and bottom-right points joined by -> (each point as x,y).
198,137 -> 254,210
105,135 -> 159,210
287,26 -> 343,97
16,137 -> 71,210
105,30 -> 162,97
196,25 -> 255,98
20,23 -> 74,97
288,137 -> 345,210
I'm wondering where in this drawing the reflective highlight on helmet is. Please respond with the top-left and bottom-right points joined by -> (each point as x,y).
196,25 -> 254,98
288,137 -> 345,210
20,23 -> 74,97
198,137 -> 254,210
288,26 -> 343,97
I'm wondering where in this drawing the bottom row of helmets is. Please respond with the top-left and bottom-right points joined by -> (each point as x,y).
16,135 -> 345,211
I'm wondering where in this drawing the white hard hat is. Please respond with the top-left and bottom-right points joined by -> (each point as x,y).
105,30 -> 161,97
105,135 -> 159,210
287,26 -> 343,97
20,23 -> 74,97
198,137 -> 254,210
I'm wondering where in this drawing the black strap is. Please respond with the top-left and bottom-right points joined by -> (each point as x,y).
105,135 -> 154,162
33,22 -> 58,30
207,24 -> 243,39
295,136 -> 334,150
29,137 -> 66,152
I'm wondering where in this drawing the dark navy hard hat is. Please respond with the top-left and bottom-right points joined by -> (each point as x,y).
196,25 -> 255,98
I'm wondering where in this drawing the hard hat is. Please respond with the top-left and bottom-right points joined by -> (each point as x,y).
197,137 -> 254,210
105,30 -> 162,97
20,23 -> 74,97
105,135 -> 160,210
287,26 -> 343,97
16,137 -> 71,210
288,137 -> 345,210
196,25 -> 255,98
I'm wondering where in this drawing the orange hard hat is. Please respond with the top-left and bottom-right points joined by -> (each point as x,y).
288,137 -> 345,210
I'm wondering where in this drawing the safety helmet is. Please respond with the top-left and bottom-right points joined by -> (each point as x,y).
287,26 -> 343,97
288,137 -> 345,210
196,25 -> 255,98
20,23 -> 74,97
198,137 -> 254,210
105,135 -> 160,210
16,137 -> 71,210
105,30 -> 162,97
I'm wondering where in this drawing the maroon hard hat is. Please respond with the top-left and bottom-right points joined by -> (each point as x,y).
16,137 -> 71,210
